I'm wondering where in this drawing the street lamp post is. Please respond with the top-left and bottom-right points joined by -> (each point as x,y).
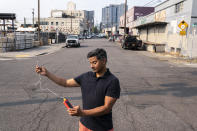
32,8 -> 35,27
107,8 -> 109,38
38,0 -> 41,45
87,21 -> 90,36
124,0 -> 127,39
71,11 -> 73,34
111,13 -> 113,37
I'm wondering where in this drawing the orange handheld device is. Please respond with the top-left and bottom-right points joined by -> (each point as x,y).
63,98 -> 73,109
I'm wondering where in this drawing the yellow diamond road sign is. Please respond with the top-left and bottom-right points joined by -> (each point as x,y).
180,30 -> 186,36
178,20 -> 188,30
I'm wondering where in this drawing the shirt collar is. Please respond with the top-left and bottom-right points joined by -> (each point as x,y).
93,68 -> 110,79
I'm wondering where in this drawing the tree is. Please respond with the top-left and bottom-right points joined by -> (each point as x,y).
92,26 -> 99,34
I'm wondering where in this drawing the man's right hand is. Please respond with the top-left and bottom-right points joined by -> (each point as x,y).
35,66 -> 48,76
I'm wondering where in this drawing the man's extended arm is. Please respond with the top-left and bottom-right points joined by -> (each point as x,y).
35,66 -> 79,87
68,96 -> 117,117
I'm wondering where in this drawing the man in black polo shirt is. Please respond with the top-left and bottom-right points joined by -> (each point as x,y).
35,48 -> 120,131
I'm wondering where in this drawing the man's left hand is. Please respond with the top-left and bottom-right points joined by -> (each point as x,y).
68,106 -> 83,116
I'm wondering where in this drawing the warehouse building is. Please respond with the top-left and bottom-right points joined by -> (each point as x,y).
131,0 -> 197,58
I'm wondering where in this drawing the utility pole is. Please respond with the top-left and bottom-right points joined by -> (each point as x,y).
71,11 -> 72,34
124,0 -> 127,39
32,8 -> 35,27
11,14 -> 15,32
107,7 -> 109,37
111,6 -> 113,37
24,17 -> 26,28
38,0 -> 41,44
111,12 -> 113,37
115,7 -> 118,34
3,19 -> 5,36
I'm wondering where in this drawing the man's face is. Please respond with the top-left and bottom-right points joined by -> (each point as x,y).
88,56 -> 106,73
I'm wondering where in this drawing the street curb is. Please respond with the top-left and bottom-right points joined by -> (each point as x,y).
0,43 -> 65,59
113,40 -> 197,66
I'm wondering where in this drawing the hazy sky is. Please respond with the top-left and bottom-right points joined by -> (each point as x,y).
0,0 -> 164,24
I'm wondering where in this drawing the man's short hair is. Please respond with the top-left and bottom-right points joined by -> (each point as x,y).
87,48 -> 107,61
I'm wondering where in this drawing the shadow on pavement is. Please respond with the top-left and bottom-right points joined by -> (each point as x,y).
0,96 -> 82,107
2,82 -> 197,107
188,71 -> 197,76
121,82 -> 197,97
62,45 -> 89,48
79,45 -> 89,48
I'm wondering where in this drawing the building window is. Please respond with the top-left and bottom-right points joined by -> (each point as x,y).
175,2 -> 183,13
79,13 -> 82,16
62,22 -> 64,26
56,22 -> 58,26
51,22 -> 54,25
40,21 -> 48,25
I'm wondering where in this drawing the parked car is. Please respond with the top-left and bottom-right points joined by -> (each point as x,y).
121,35 -> 142,50
66,35 -> 80,47
98,33 -> 107,38
79,35 -> 85,40
87,35 -> 92,39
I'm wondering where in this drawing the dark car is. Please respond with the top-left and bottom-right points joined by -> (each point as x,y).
79,35 -> 85,40
121,35 -> 142,50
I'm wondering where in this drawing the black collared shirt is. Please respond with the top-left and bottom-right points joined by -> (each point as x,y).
74,69 -> 120,131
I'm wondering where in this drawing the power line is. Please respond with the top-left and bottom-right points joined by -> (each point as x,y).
144,0 -> 158,6
144,0 -> 162,6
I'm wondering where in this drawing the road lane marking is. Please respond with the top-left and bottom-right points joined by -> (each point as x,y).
15,54 -> 30,58
0,58 -> 13,61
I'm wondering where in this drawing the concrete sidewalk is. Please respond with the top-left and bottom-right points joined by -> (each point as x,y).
0,43 -> 65,58
115,41 -> 197,67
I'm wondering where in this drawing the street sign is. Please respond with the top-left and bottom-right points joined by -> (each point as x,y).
180,30 -> 186,35
178,20 -> 188,35
178,20 -> 188,30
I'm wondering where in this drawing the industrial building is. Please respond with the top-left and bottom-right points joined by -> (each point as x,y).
37,1 -> 94,35
130,0 -> 197,58
119,6 -> 154,35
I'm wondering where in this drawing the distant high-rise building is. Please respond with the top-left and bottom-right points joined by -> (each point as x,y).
85,10 -> 94,33
102,4 -> 128,31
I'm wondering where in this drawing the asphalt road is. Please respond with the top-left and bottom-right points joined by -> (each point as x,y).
0,39 -> 197,131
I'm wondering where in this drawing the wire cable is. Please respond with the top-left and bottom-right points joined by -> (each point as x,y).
36,56 -> 64,99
